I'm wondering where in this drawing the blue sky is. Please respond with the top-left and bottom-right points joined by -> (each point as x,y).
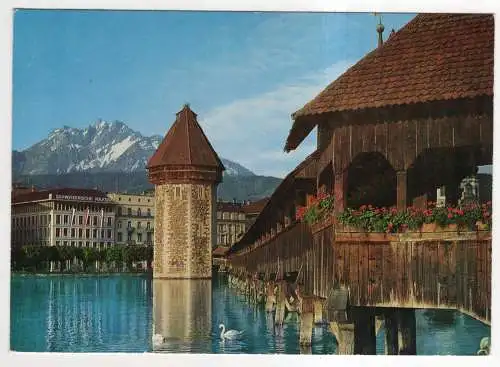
13,10 -> 416,177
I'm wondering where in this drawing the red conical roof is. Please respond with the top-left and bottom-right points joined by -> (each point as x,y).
147,104 -> 225,171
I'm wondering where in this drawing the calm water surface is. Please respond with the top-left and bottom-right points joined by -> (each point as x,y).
10,274 -> 490,354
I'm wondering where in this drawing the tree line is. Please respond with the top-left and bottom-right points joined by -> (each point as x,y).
11,245 -> 153,273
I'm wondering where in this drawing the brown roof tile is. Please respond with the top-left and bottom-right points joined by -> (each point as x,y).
242,197 -> 270,215
213,246 -> 230,256
147,104 -> 225,170
286,13 -> 494,151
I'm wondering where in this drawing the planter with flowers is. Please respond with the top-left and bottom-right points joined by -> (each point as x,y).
296,193 -> 334,232
294,189 -> 492,236
334,201 -> 491,235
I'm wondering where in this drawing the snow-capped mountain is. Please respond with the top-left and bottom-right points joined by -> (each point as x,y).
12,120 -> 255,177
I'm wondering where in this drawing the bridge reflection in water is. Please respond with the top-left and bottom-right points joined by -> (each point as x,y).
152,279 -> 212,353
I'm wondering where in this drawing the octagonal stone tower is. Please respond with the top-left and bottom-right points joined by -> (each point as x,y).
147,104 -> 225,279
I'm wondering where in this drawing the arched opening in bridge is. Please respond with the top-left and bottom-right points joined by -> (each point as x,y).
346,152 -> 396,208
407,146 -> 486,207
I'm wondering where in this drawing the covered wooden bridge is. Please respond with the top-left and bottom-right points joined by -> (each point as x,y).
227,14 -> 493,354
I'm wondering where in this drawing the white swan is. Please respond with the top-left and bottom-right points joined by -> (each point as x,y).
152,333 -> 165,347
219,323 -> 244,340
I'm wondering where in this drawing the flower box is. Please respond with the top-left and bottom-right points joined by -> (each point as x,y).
421,223 -> 437,232
310,215 -> 334,233
476,221 -> 489,231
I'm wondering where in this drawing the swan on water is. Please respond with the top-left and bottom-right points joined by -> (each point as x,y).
219,324 -> 244,340
152,333 -> 165,346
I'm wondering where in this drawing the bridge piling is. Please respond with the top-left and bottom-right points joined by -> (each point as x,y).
329,321 -> 355,354
275,281 -> 287,326
382,308 -> 417,355
353,310 -> 376,354
299,311 -> 314,346
313,299 -> 324,324
384,310 -> 399,355
397,309 -> 417,355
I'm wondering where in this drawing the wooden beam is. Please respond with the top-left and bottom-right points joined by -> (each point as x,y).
334,170 -> 348,214
396,170 -> 407,210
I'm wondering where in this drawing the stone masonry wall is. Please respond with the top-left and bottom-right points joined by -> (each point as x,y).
154,183 -> 214,278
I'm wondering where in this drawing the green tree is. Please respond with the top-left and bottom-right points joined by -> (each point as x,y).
81,247 -> 97,272
45,246 -> 60,272
105,246 -> 122,272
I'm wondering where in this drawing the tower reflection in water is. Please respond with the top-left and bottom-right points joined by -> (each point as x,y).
152,279 -> 212,353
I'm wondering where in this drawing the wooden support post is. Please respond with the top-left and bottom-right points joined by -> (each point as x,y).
313,299 -> 324,324
275,282 -> 286,326
384,310 -> 399,355
275,299 -> 286,326
299,312 -> 314,346
397,309 -> 417,355
354,312 -> 376,355
330,322 -> 355,355
265,281 -> 276,313
334,170 -> 348,214
396,170 -> 407,211
375,315 -> 384,335
299,345 -> 312,355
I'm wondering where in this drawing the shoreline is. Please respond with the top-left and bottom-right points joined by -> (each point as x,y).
11,272 -> 152,278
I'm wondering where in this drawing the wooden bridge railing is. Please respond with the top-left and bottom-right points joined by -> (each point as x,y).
229,222 -> 491,324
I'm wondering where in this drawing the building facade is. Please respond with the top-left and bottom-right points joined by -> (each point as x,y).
11,188 -> 116,249
107,192 -> 155,246
216,201 -> 247,247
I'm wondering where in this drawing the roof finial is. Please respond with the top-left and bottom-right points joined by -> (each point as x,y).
183,102 -> 191,109
375,13 -> 385,47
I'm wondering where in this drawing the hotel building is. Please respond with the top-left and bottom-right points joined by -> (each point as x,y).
11,188 -> 116,249
107,192 -> 155,246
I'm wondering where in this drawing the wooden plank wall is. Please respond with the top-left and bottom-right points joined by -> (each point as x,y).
230,225 -> 491,324
331,114 -> 493,173
329,235 -> 492,324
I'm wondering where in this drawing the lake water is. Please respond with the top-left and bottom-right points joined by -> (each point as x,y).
10,273 -> 490,354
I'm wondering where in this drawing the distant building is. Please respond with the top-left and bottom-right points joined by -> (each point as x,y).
216,201 -> 247,247
242,197 -> 269,227
11,188 -> 116,249
214,198 -> 269,250
107,192 -> 155,246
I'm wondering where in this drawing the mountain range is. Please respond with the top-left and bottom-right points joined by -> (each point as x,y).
12,121 -> 280,201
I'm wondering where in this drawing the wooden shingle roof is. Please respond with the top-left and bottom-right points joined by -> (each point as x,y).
147,104 -> 225,170
285,13 -> 494,152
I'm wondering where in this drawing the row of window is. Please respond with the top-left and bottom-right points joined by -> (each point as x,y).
12,228 -> 49,242
116,232 -> 153,243
218,223 -> 246,233
117,221 -> 152,229
12,203 -> 50,214
54,203 -> 113,212
217,233 -> 242,246
55,214 -> 113,227
12,215 -> 51,228
116,196 -> 152,203
217,212 -> 246,220
116,207 -> 152,217
55,227 -> 113,239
